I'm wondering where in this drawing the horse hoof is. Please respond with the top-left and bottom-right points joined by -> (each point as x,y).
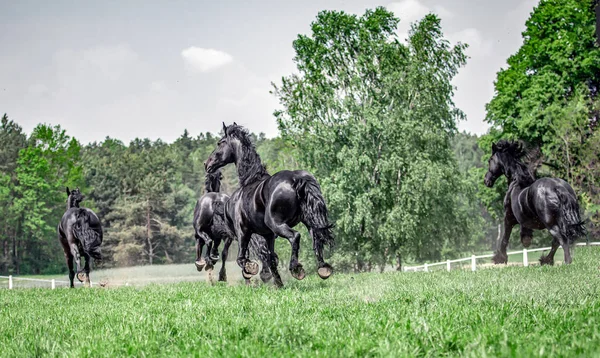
318,264 -> 333,279
218,275 -> 227,282
260,271 -> 273,283
195,260 -> 206,272
205,262 -> 215,271
491,252 -> 508,265
76,272 -> 86,282
539,255 -> 554,266
291,265 -> 306,280
242,270 -> 253,279
245,261 -> 259,276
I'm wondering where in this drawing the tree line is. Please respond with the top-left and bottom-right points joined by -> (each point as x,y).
2,0 -> 598,275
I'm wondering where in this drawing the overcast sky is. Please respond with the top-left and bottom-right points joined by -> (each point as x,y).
0,0 -> 538,144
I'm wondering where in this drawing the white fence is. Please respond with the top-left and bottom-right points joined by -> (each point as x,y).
403,241 -> 600,273
0,275 -> 131,289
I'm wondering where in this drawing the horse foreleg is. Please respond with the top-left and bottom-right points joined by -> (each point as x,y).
236,232 -> 259,279
195,234 -> 206,271
540,237 -> 560,266
219,237 -> 233,282
493,218 -> 515,265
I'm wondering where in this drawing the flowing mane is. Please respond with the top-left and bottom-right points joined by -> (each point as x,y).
494,140 -> 536,186
227,124 -> 269,187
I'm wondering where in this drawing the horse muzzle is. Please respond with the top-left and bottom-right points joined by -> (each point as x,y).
484,173 -> 496,187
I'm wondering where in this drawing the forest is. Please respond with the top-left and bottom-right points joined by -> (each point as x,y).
1,0 -> 598,275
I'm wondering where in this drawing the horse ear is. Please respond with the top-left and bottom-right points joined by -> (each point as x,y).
233,122 -> 237,126
66,187 -> 70,196
491,142 -> 497,153
222,122 -> 228,137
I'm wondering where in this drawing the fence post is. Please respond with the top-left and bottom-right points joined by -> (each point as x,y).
446,260 -> 451,272
424,263 -> 428,272
51,279 -> 56,289
8,275 -> 13,289
523,248 -> 528,267
471,255 -> 476,271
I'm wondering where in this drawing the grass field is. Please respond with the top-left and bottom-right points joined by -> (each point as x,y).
1,246 -> 599,357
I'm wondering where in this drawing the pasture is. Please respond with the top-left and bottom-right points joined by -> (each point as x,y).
1,246 -> 599,357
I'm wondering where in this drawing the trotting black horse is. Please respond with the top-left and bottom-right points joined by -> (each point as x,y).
193,170 -> 275,283
484,140 -> 586,265
204,122 -> 334,287
58,187 -> 103,287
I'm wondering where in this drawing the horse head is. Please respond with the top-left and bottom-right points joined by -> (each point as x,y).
204,122 -> 239,173
66,187 -> 85,208
484,140 -> 528,187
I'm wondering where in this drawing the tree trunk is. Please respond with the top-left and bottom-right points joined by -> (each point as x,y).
396,253 -> 402,271
146,203 -> 153,265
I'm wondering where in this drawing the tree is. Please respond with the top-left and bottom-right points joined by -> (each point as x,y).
482,0 -> 600,237
273,8 -> 472,270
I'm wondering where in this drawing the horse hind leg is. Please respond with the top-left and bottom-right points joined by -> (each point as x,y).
307,226 -> 333,280
548,226 -> 572,265
82,253 -> 92,287
540,237 -> 560,266
194,233 -> 207,271
218,237 -> 233,282
520,228 -> 533,248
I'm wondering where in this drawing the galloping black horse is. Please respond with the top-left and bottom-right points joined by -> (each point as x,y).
193,170 -> 274,283
204,122 -> 334,287
58,187 -> 103,287
484,140 -> 586,265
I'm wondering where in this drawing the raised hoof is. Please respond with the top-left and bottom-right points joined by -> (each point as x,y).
242,270 -> 253,279
260,271 -> 273,283
317,264 -> 333,279
291,265 -> 306,280
539,254 -> 554,266
245,261 -> 259,276
491,252 -> 508,265
76,272 -> 86,283
195,260 -> 206,272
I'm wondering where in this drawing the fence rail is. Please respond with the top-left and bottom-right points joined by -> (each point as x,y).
403,242 -> 600,273
0,275 -> 130,289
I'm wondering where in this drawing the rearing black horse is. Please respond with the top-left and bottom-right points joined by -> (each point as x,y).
484,140 -> 586,265
193,170 -> 274,283
204,122 -> 334,287
58,187 -> 103,287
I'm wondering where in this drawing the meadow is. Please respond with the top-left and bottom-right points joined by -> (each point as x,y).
0,246 -> 599,357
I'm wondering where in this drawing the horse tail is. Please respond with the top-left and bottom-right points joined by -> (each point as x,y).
73,210 -> 102,259
293,174 -> 335,251
556,189 -> 587,244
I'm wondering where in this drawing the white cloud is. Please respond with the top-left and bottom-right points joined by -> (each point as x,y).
181,47 -> 233,73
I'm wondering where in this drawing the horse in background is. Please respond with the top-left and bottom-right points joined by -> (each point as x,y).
204,122 -> 334,287
193,170 -> 274,283
484,140 -> 586,265
58,187 -> 103,288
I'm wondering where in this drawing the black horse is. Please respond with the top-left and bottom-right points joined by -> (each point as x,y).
204,122 -> 334,287
484,140 -> 586,265
58,187 -> 103,288
193,170 -> 274,283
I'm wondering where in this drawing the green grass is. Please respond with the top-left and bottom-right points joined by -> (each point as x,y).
1,247 -> 599,357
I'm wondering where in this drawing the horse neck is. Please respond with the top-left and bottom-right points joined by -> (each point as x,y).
504,158 -> 535,189
67,197 -> 80,210
234,140 -> 269,187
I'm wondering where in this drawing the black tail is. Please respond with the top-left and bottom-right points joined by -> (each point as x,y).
294,174 -> 334,252
73,210 -> 102,259
557,190 -> 587,244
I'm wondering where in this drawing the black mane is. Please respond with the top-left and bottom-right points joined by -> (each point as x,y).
495,140 -> 535,186
227,124 -> 269,187
205,170 -> 222,193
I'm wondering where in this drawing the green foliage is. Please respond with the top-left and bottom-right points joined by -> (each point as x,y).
1,247 -> 599,357
482,0 -> 600,236
274,8 -> 474,268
